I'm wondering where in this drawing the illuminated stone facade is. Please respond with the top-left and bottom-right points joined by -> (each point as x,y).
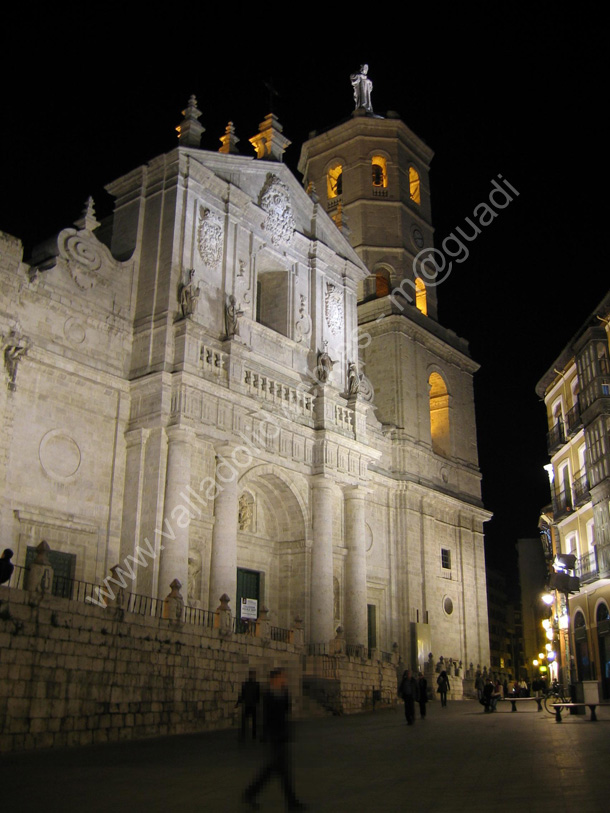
0,95 -> 490,671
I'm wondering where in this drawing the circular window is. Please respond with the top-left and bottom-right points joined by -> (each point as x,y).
443,597 -> 454,616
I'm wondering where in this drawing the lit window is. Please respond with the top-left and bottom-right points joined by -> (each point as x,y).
429,372 -> 450,457
375,271 -> 390,297
327,164 -> 343,198
409,167 -> 421,204
415,278 -> 427,315
441,548 -> 451,569
371,155 -> 387,188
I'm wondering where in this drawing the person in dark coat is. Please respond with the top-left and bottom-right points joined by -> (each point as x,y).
417,672 -> 428,719
482,678 -> 494,712
243,668 -> 305,810
437,670 -> 450,707
236,669 -> 260,741
0,549 -> 14,585
398,669 -> 419,725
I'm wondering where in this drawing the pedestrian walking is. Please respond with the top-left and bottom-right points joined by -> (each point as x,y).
0,549 -> 14,585
242,668 -> 305,810
236,669 -> 260,742
417,672 -> 428,719
437,670 -> 450,707
398,669 -> 419,725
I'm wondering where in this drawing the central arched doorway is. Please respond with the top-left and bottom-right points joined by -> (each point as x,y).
236,467 -> 308,631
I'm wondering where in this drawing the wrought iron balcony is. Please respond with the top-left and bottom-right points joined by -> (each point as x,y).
572,471 -> 590,507
547,420 -> 566,453
565,402 -> 582,436
576,548 -> 599,585
552,488 -> 573,520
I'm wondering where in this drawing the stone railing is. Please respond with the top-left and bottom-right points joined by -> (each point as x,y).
199,342 -> 228,377
243,368 -> 313,418
334,404 -> 353,432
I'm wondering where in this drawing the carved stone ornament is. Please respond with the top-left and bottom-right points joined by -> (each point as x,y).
58,228 -> 110,291
358,374 -> 374,402
197,207 -> 223,268
294,294 -> 312,343
325,282 -> 344,335
260,175 -> 295,246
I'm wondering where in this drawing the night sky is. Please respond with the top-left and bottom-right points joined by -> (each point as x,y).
1,13 -> 605,591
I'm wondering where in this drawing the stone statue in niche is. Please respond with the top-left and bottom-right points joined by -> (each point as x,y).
347,361 -> 362,396
179,269 -> 200,318
350,63 -> 373,112
316,341 -> 334,384
238,493 -> 253,531
2,331 -> 30,392
187,555 -> 202,603
225,294 -> 244,339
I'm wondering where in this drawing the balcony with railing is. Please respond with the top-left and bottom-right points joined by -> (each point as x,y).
572,470 -> 590,507
576,548 -> 599,584
547,420 -> 566,454
565,401 -> 582,436
552,487 -> 573,520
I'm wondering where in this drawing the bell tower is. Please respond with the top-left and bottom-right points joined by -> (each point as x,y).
298,108 -> 437,320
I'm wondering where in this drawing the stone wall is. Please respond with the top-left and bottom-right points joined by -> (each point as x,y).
0,584 -> 399,753
0,584 -> 301,752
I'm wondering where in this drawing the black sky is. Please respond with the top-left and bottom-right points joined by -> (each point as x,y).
1,12 -> 606,587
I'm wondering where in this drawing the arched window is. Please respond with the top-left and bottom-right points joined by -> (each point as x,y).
429,372 -> 450,457
573,609 -> 591,680
409,166 -> 421,205
327,164 -> 343,199
375,270 -> 390,297
415,277 -> 427,315
597,602 -> 609,623
371,155 -> 387,188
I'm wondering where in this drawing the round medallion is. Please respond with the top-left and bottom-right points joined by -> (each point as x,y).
412,227 -> 425,249
39,430 -> 82,481
64,317 -> 86,345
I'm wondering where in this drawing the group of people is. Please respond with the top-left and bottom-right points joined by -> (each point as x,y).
397,669 -> 452,723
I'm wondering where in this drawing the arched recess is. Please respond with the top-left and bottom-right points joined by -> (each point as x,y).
237,466 -> 308,629
371,153 -> 389,189
428,371 -> 451,457
409,166 -> 421,204
361,262 -> 394,302
325,157 -> 346,201
595,601 -> 610,698
415,277 -> 427,315
573,610 -> 591,681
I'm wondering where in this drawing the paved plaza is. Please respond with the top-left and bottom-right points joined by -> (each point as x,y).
2,699 -> 608,812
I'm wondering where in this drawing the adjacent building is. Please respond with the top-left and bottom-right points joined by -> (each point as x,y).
537,290 -> 610,698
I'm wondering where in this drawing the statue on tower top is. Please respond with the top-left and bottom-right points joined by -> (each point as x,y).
350,64 -> 373,113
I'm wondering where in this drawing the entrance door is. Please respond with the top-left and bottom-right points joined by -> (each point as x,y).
236,568 -> 261,634
367,604 -> 377,654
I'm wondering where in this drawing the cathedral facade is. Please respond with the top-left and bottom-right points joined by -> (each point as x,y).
0,84 -> 490,671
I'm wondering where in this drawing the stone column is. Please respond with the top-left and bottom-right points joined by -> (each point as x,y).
157,426 -> 194,598
344,486 -> 368,647
310,477 -> 335,644
208,445 -> 239,611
